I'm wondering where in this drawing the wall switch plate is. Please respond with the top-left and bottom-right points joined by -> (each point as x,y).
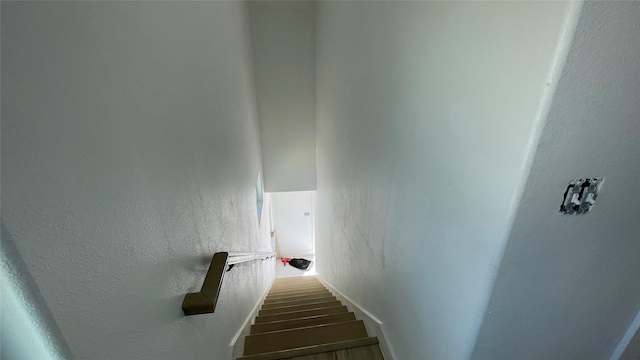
560,178 -> 603,214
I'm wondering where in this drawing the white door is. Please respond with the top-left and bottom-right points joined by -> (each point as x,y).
270,191 -> 315,257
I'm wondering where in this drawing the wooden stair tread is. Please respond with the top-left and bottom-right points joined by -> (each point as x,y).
266,289 -> 330,299
271,278 -> 319,288
240,277 -> 384,360
268,287 -> 327,296
261,296 -> 337,309
271,279 -> 322,289
269,287 -> 326,295
265,292 -> 332,302
251,313 -> 356,334
272,279 -> 321,286
244,320 -> 367,355
238,337 -> 380,360
255,305 -> 348,324
264,293 -> 336,305
286,344 -> 385,360
259,300 -> 341,316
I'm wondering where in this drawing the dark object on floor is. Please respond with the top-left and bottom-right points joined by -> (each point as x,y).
289,258 -> 312,271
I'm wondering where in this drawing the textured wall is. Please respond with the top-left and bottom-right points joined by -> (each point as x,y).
248,2 -> 317,192
1,2 -> 274,359
472,2 -> 640,359
314,2 -> 570,359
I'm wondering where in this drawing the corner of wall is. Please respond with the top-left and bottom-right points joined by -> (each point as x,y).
467,1 -> 585,357
610,309 -> 640,360
0,222 -> 74,360
316,276 -> 397,360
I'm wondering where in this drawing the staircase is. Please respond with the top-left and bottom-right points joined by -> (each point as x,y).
238,276 -> 384,360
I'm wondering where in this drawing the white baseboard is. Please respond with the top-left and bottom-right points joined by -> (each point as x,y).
316,276 -> 397,360
229,278 -> 274,359
610,308 -> 640,360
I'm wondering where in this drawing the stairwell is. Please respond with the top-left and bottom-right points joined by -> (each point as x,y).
238,276 -> 384,360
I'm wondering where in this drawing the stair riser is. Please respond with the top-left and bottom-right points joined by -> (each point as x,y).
259,300 -> 341,316
261,296 -> 337,310
255,306 -> 348,324
250,312 -> 356,334
244,320 -> 368,355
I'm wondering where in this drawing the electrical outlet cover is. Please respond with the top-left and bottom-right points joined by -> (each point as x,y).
560,178 -> 603,214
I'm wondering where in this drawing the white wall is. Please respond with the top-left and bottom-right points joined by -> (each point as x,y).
248,2 -> 317,192
472,2 -> 640,359
1,2 -> 274,359
314,2 -> 571,359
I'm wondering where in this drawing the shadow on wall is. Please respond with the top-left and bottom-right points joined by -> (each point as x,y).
1,221 -> 74,359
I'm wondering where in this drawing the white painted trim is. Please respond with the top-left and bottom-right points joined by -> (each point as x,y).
316,276 -> 397,360
229,278 -> 274,359
610,308 -> 640,360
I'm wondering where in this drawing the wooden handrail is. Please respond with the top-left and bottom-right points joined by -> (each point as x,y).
182,252 -> 229,316
182,251 -> 275,316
